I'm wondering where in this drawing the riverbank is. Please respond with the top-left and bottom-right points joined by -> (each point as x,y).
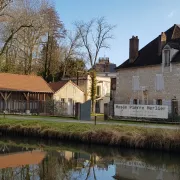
0,118 -> 180,152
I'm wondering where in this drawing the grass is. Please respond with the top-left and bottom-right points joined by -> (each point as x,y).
0,118 -> 180,152
5,114 -> 76,119
3,114 -> 179,127
91,113 -> 104,116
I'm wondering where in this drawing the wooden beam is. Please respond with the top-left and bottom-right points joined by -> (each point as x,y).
23,92 -> 30,110
44,93 -> 46,113
23,92 -> 28,100
5,92 -> 11,101
0,92 -> 5,100
0,92 -> 11,100
44,93 -> 46,101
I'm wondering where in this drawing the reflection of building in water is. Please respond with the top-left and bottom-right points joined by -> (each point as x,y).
0,150 -> 46,169
114,160 -> 180,180
63,151 -> 110,170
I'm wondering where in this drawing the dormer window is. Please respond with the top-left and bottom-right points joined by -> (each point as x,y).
164,50 -> 170,67
162,45 -> 171,68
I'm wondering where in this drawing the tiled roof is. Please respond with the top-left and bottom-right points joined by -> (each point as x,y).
0,151 -> 46,169
49,81 -> 68,92
0,73 -> 53,93
116,24 -> 180,70
95,63 -> 116,72
49,80 -> 84,93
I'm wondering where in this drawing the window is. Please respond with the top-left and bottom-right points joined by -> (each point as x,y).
157,99 -> 162,105
155,74 -> 164,91
164,50 -> 170,67
132,76 -> 140,91
97,86 -> 101,96
133,99 -> 138,104
61,98 -> 65,103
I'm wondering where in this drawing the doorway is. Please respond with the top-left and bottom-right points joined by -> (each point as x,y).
67,98 -> 73,115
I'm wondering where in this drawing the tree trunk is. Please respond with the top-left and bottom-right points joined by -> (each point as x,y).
90,70 -> 97,113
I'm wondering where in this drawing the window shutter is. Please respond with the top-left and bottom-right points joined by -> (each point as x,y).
166,100 -> 172,114
130,99 -> 133,104
162,99 -> 166,105
132,77 -> 134,90
158,75 -> 160,90
137,99 -> 140,105
162,75 -> 164,90
132,76 -> 139,91
155,75 -> 159,91
153,99 -> 156,105
160,75 -> 164,90
156,74 -> 164,91
137,77 -> 140,90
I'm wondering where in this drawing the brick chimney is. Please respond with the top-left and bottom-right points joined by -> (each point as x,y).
158,32 -> 166,55
129,36 -> 139,63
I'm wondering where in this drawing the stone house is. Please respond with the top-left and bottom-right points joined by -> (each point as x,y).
49,80 -> 84,116
94,57 -> 116,78
115,24 -> 180,115
62,75 -> 111,113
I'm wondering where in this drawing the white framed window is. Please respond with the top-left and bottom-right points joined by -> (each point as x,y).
61,98 -> 65,103
132,76 -> 140,91
155,74 -> 164,91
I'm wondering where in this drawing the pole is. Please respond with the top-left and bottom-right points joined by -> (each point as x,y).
94,100 -> 97,125
3,111 -> 5,119
77,71 -> 79,86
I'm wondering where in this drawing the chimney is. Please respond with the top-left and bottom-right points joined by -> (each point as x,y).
129,36 -> 139,63
158,32 -> 166,55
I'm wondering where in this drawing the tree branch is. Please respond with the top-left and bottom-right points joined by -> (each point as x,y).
0,24 -> 33,56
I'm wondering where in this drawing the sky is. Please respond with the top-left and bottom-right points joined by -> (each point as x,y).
54,0 -> 180,66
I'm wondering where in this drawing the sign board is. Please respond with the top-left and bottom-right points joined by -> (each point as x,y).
114,104 -> 168,119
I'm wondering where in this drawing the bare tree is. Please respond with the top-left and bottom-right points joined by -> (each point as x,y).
61,31 -> 82,78
0,0 -> 61,75
75,17 -> 114,67
0,0 -> 12,13
75,17 -> 115,112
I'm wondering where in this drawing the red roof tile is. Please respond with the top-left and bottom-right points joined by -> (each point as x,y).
49,80 -> 84,92
49,81 -> 68,92
0,151 -> 46,169
0,73 -> 53,93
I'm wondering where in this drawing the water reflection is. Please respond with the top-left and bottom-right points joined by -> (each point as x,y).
0,137 -> 179,180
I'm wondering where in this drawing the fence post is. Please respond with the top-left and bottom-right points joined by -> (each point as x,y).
94,115 -> 97,125
3,111 -> 5,119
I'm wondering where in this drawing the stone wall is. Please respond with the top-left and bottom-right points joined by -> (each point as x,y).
115,63 -> 180,114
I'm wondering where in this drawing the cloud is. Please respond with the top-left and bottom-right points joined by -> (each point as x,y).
168,10 -> 176,18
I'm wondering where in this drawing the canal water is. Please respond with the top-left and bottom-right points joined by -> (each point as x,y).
0,137 -> 180,180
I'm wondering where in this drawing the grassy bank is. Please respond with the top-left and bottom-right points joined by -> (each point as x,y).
0,118 -> 180,152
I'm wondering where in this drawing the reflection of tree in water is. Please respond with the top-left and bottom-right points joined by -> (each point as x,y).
0,150 -> 107,180
0,144 -> 9,153
0,164 -> 39,180
84,153 -> 97,180
1,138 -> 180,180
38,151 -> 107,180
